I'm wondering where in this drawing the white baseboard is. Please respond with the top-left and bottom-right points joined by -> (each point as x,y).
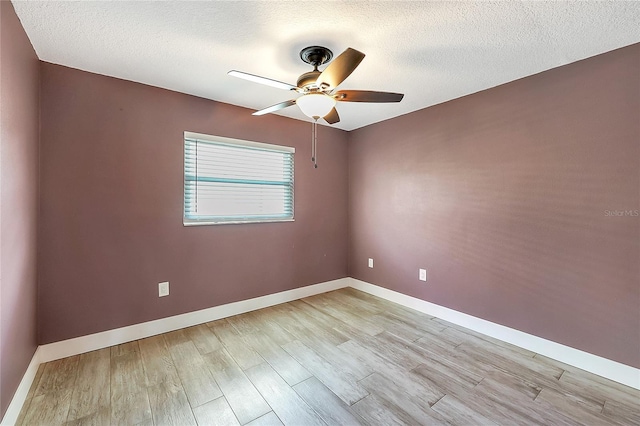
4,275 -> 638,425
1,347 -> 41,426
39,277 -> 350,363
1,277 -> 349,425
349,278 -> 640,390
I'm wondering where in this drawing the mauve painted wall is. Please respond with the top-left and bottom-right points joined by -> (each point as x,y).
38,63 -> 348,344
348,44 -> 640,368
0,1 -> 40,417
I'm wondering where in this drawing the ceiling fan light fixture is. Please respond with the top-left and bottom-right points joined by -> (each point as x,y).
296,93 -> 336,119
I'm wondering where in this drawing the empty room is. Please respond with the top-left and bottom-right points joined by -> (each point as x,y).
1,1 -> 639,425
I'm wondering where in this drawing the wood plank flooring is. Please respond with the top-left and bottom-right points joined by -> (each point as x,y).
16,288 -> 640,425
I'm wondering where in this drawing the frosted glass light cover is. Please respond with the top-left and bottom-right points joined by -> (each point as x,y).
296,93 -> 336,118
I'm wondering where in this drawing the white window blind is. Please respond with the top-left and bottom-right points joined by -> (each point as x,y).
184,132 -> 294,225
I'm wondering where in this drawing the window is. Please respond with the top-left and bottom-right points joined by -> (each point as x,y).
184,132 -> 294,225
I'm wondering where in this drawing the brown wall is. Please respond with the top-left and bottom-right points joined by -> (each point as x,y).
348,44 -> 640,368
38,63 -> 349,344
0,1 -> 40,417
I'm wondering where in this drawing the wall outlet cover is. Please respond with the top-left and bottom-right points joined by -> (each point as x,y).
159,281 -> 169,297
368,258 -> 374,268
419,269 -> 427,281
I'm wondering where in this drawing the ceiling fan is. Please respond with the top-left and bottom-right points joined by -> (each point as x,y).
228,46 -> 404,167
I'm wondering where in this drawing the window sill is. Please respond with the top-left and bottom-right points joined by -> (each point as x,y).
183,218 -> 295,226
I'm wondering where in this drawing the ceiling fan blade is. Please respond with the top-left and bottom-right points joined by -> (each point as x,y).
252,99 -> 296,116
228,70 -> 298,91
316,48 -> 365,90
334,90 -> 404,103
323,107 -> 340,124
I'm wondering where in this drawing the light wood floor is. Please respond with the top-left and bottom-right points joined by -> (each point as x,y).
17,288 -> 639,425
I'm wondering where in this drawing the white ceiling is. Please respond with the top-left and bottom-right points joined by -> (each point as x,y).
12,1 -> 640,131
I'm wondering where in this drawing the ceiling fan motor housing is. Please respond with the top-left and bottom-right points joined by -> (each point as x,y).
298,46 -> 333,89
297,70 -> 321,89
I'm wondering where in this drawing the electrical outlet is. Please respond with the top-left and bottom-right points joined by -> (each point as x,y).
158,281 -> 169,297
419,269 -> 427,282
368,258 -> 374,268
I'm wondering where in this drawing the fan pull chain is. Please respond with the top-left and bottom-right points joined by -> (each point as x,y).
311,119 -> 315,162
311,119 -> 318,168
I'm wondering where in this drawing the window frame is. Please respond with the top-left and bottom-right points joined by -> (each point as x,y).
183,131 -> 295,226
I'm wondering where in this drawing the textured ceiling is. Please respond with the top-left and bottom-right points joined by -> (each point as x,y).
12,1 -> 640,131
